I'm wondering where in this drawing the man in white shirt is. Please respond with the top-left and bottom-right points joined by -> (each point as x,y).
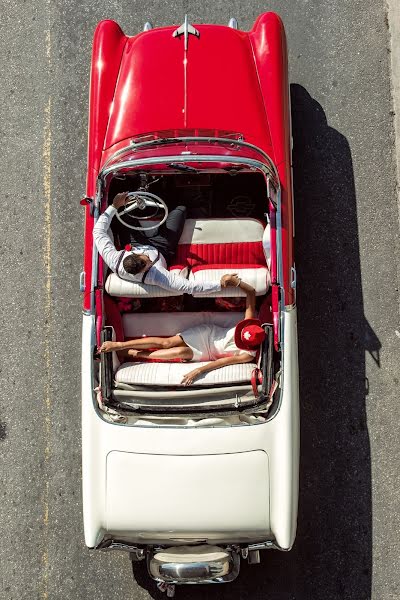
93,192 -> 230,295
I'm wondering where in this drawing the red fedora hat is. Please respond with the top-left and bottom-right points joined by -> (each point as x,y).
234,318 -> 266,350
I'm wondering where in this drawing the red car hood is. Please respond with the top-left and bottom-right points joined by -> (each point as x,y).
104,24 -> 274,156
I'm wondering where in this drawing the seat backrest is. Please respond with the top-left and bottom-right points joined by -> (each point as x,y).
171,218 -> 266,268
122,311 -> 243,338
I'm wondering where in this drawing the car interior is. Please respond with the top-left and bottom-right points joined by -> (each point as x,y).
96,168 -> 278,414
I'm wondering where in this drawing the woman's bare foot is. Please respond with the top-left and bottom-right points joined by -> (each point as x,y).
99,341 -> 121,353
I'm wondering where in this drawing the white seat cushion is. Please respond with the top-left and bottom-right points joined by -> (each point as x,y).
115,361 -> 254,387
189,267 -> 270,297
105,274 -> 180,297
122,312 -> 244,338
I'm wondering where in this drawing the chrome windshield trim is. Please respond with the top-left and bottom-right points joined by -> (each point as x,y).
100,137 -> 277,178
100,153 -> 278,184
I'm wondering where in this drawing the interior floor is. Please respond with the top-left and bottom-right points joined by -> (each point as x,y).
108,172 -> 268,266
108,293 -> 265,316
109,171 -> 268,216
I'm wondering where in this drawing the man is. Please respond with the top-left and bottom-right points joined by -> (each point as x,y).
93,192 -> 234,294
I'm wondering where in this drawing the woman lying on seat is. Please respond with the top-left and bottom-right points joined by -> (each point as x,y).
100,276 -> 266,385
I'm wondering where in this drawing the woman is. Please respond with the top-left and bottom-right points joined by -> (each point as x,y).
100,275 -> 266,385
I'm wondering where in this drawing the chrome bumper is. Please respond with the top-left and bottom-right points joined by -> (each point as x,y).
147,545 -> 240,585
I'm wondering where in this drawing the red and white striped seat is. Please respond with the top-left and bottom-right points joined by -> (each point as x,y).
170,218 -> 269,297
170,218 -> 266,268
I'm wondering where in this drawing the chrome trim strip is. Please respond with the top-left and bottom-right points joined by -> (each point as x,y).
284,303 -> 296,311
276,186 -> 285,350
96,539 -> 142,552
79,270 -> 86,292
100,137 -> 278,178
87,178 -> 102,317
290,266 -> 296,289
248,541 -> 284,551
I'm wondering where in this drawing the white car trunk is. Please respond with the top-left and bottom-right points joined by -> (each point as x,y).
105,450 -> 270,540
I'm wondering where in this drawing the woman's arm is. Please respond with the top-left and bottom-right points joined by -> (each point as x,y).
181,353 -> 254,386
240,280 -> 256,320
222,275 -> 256,320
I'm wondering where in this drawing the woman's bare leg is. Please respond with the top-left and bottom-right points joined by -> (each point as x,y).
128,334 -> 185,349
127,346 -> 193,361
109,334 -> 186,352
123,346 -> 193,362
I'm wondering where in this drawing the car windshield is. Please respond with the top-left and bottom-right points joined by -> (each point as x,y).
100,135 -> 276,179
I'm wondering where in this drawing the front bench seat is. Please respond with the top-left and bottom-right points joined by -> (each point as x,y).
105,218 -> 269,298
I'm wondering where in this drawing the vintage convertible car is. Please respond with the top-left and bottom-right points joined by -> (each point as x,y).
81,13 -> 299,594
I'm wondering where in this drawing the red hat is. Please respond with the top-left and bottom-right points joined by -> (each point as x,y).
234,318 -> 266,350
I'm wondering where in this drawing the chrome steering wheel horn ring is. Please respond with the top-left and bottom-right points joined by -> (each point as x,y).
116,191 -> 168,231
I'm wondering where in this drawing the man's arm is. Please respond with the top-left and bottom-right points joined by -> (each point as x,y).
144,270 -> 252,296
92,193 -> 129,272
145,265 -> 222,295
181,353 -> 254,386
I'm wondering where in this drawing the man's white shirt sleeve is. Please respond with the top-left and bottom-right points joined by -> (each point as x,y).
144,264 -> 221,294
93,205 -> 120,272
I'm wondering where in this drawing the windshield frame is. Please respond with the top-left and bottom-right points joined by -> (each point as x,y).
100,137 -> 278,179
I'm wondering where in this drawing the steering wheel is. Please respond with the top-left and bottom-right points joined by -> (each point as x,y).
115,191 -> 168,231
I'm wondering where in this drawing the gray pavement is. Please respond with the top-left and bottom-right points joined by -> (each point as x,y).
0,1 -> 399,599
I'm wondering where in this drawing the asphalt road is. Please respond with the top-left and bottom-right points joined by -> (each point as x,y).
0,1 -> 399,599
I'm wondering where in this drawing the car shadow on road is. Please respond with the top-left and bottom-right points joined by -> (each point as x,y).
131,84 -> 375,600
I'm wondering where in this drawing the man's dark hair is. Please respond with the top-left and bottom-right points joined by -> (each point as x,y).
123,254 -> 146,275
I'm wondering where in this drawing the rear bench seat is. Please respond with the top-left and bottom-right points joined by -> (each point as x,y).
114,312 -> 255,387
106,218 -> 270,297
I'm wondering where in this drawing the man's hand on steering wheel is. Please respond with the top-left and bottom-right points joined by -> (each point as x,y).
112,192 -> 129,210
114,190 -> 169,231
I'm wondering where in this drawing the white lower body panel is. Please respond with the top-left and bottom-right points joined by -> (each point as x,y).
82,307 -> 299,550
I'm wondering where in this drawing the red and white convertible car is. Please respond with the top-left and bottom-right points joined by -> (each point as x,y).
81,13 -> 299,592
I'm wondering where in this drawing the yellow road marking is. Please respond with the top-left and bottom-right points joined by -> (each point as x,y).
41,16 -> 52,592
